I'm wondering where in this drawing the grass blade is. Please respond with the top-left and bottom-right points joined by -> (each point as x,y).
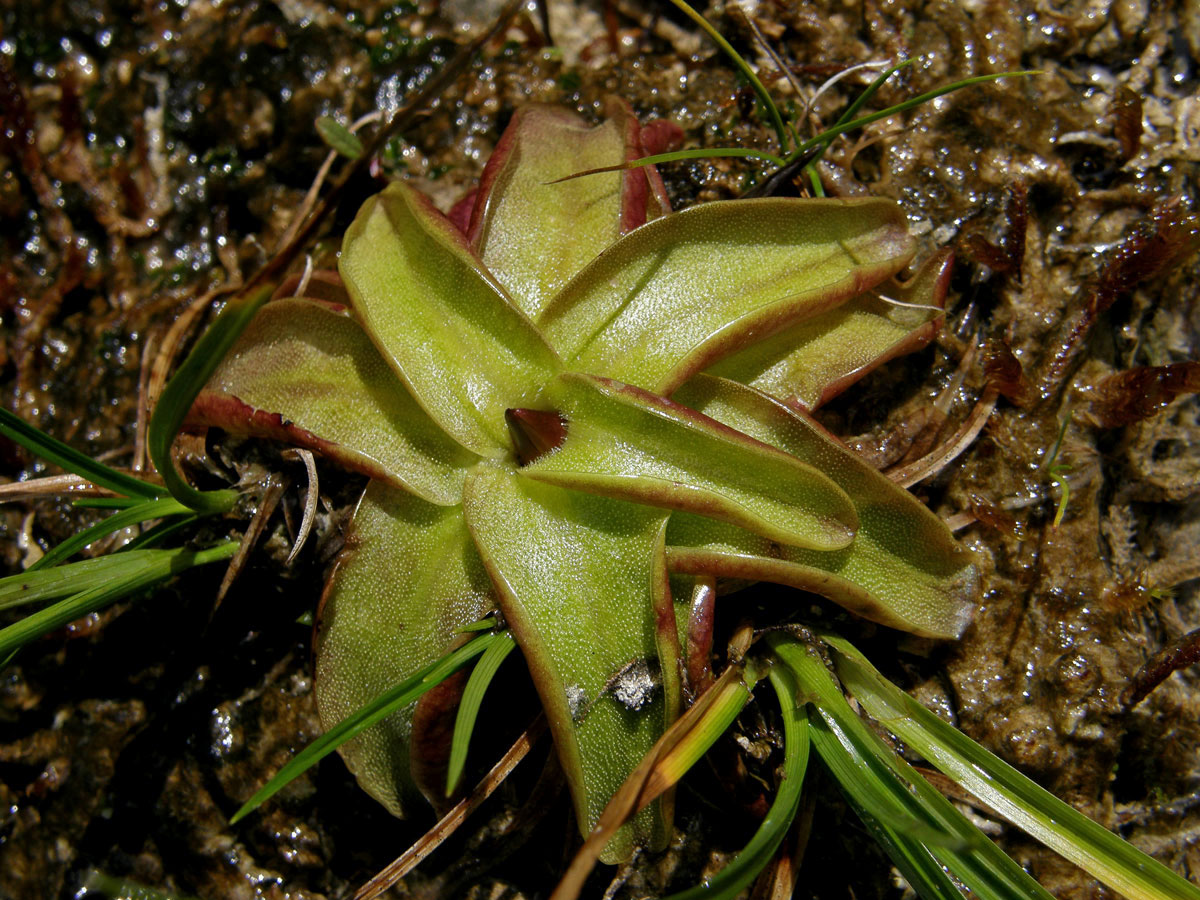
446,630 -> 516,796
662,664 -> 810,900
230,631 -> 501,824
0,408 -> 163,500
827,636 -> 1200,900
840,794 -> 967,900
121,515 -> 199,551
0,542 -> 238,657
666,0 -> 790,150
148,284 -> 275,514
27,497 -> 190,571
789,71 -> 1039,164
0,551 -> 187,610
770,634 -> 1056,900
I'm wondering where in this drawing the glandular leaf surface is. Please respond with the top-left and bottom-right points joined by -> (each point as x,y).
523,373 -> 858,550
462,462 -> 674,863
709,249 -> 953,410
339,181 -> 561,455
538,197 -> 914,394
315,481 -> 496,816
668,376 -> 977,639
192,299 -> 478,505
468,100 -> 668,318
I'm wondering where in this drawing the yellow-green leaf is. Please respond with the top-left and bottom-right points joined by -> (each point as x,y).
314,481 -> 495,816
538,197 -> 914,394
522,373 -> 858,551
193,299 -> 479,505
461,462 -> 674,862
667,376 -> 977,639
708,248 -> 953,410
339,181 -> 561,455
469,99 -> 668,318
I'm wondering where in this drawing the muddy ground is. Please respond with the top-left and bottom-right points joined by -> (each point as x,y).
1,1 -> 1199,898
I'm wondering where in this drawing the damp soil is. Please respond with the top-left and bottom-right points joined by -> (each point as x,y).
2,1 -> 1199,898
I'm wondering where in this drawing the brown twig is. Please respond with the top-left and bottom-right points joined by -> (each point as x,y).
353,716 -> 547,900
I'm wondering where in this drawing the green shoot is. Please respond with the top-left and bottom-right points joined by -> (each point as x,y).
230,630 -> 504,824
446,630 -> 516,796
827,636 -> 1200,900
0,542 -> 238,657
0,550 -> 202,611
0,408 -> 163,501
27,497 -> 191,572
1043,407 -> 1074,527
553,70 -> 1037,187
316,116 -> 364,159
770,634 -> 1056,900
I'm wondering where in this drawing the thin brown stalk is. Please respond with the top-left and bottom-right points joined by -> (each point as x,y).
0,474 -> 119,502
354,716 -> 547,900
215,473 -> 287,607
888,386 -> 999,487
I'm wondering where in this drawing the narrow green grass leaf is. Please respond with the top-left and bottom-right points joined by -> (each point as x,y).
801,59 -> 915,171
840,794 -> 968,900
827,636 -> 1200,900
148,284 -> 275,514
458,615 -> 500,633
788,71 -> 1040,165
446,630 -> 516,796
771,635 -> 1056,900
0,542 -> 238,657
0,408 -> 163,500
72,496 -> 143,509
665,0 -> 790,151
27,497 -> 190,572
0,551 -> 184,610
232,631 -> 499,824
662,665 -> 810,900
315,116 -> 364,159
121,515 -> 198,552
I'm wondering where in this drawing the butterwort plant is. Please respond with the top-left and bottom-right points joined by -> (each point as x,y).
188,99 -> 977,862
4,85 -> 1198,897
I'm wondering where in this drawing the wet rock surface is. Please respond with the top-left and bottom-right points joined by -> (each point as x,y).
1,1 -> 1199,897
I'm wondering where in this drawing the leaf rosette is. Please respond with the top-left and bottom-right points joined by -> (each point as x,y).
190,101 -> 978,860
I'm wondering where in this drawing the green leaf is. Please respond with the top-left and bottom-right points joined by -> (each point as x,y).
192,298 -> 479,505
0,551 -> 194,610
236,630 -> 500,824
708,248 -> 952,410
469,100 -> 669,318
445,630 -> 516,796
462,462 -> 675,862
314,480 -> 496,817
667,376 -> 977,639
0,542 -> 237,657
315,115 -> 364,159
0,408 -> 162,501
338,181 -> 561,454
149,284 -> 276,514
826,636 -> 1200,900
662,664 -> 810,900
771,635 -> 1057,900
523,373 -> 858,551
28,497 -> 192,572
537,196 -> 914,394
